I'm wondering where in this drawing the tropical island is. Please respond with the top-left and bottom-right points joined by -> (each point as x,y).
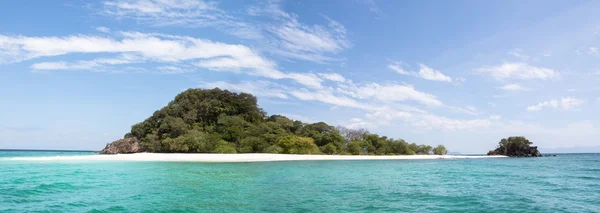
100,88 -> 448,156
487,136 -> 542,157
98,88 -> 542,161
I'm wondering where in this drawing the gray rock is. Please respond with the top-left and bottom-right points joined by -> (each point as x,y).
100,137 -> 141,154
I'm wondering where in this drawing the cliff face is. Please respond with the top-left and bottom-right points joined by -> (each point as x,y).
100,137 -> 142,154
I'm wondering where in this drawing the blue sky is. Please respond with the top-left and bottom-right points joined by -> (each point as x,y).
1,0 -> 600,153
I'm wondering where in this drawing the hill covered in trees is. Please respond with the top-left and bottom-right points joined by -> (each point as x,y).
100,88 -> 448,155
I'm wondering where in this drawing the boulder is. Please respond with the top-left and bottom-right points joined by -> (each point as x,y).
100,137 -> 141,154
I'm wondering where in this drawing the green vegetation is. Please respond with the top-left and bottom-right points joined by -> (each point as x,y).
488,136 -> 541,157
432,145 -> 448,155
118,88 -> 447,155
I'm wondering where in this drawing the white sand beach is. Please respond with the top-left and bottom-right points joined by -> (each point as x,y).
8,153 -> 507,162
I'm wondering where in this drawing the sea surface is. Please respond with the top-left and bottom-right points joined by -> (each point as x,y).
1,151 -> 599,213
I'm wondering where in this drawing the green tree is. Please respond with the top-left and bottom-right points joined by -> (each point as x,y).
277,135 -> 320,154
416,145 -> 433,155
102,88 -> 450,155
320,143 -> 338,154
432,145 -> 448,155
213,141 -> 238,153
158,116 -> 188,139
347,140 -> 364,155
239,136 -> 269,153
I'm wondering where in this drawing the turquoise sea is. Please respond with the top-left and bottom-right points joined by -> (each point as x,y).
1,151 -> 599,212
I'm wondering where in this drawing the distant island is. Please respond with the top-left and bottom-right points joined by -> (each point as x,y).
101,88 -> 448,156
487,136 -> 542,157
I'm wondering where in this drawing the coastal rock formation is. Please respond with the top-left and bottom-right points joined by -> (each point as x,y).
100,137 -> 141,154
487,136 -> 541,157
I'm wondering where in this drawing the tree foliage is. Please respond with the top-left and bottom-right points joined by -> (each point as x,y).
432,145 -> 448,155
110,88 -> 446,155
489,136 -> 541,157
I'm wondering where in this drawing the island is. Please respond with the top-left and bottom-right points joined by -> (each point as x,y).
100,88 -> 448,156
487,136 -> 542,157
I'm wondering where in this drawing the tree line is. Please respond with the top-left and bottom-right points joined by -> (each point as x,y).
122,88 -> 448,155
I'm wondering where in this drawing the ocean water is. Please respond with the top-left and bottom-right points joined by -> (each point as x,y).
1,151 -> 599,213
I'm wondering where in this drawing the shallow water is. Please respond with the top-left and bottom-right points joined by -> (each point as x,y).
1,151 -> 599,212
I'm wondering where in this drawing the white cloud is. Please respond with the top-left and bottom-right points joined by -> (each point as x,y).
1,32 -> 265,63
2,32 -> 329,88
96,26 -> 110,33
104,0 -> 214,20
478,62 -> 558,80
289,88 -> 372,110
318,72 -> 345,82
527,97 -> 585,111
388,63 -> 453,82
285,73 -> 322,89
197,77 -> 492,132
199,80 -> 289,99
498,83 -> 530,91
157,66 -> 193,74
413,114 -> 492,131
31,57 -> 137,71
274,17 -> 349,54
103,0 -> 262,39
364,107 -> 492,131
250,2 -> 350,63
353,83 -> 443,106
344,117 -> 377,129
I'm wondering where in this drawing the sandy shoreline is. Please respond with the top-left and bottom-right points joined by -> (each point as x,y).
6,153 -> 507,162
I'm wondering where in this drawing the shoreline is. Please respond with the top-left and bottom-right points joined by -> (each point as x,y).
6,153 -> 507,162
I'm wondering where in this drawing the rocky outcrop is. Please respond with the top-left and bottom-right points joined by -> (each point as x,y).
100,137 -> 142,154
488,146 -> 541,157
487,136 -> 542,157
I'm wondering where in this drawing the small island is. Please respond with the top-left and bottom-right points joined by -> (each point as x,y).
487,136 -> 542,157
101,88 -> 448,156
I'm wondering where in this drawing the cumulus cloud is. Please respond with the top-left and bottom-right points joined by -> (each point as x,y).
478,62 -> 558,80
388,63 -> 453,82
527,97 -> 585,111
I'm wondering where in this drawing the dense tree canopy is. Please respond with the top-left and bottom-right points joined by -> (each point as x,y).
112,88 -> 447,155
488,136 -> 541,157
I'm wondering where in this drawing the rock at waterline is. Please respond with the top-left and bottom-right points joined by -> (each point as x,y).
487,136 -> 542,157
100,137 -> 141,154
